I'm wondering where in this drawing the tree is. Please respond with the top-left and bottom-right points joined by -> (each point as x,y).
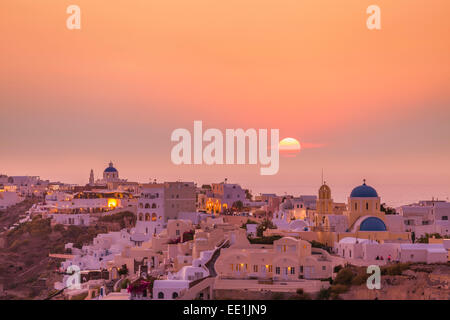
256,218 -> 276,237
232,200 -> 244,212
380,203 -> 396,215
118,264 -> 129,276
245,189 -> 253,201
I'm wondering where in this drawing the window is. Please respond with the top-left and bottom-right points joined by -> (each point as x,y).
172,292 -> 178,299
366,202 -> 369,210
275,267 -> 280,274
158,292 -> 164,299
176,230 -> 180,236
253,265 -> 258,272
290,267 -> 295,274
443,216 -> 448,220
299,266 -> 303,273
322,266 -> 326,271
268,265 -> 273,273
354,203 -> 357,210
152,203 -> 157,208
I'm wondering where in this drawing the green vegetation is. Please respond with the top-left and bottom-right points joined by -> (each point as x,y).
333,267 -> 354,286
232,200 -> 244,211
98,211 -> 136,229
248,235 -> 282,244
7,215 -> 52,239
416,233 -> 449,244
380,203 -> 396,215
256,218 -> 276,237
1,215 -> 110,299
317,266 -> 362,300
182,230 -> 195,242
120,278 -> 130,290
290,288 -> 311,300
310,240 -> 329,250
333,265 -> 343,273
118,264 -> 129,276
240,219 -> 258,229
381,263 -> 411,276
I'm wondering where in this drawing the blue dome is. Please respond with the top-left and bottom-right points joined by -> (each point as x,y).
104,162 -> 118,173
350,182 -> 378,198
359,217 -> 386,231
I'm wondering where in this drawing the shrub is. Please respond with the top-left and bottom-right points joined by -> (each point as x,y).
182,230 -> 195,242
272,292 -> 284,300
351,273 -> 369,286
330,284 -> 349,294
248,235 -> 282,244
256,219 -> 276,237
118,264 -> 129,276
120,279 -> 130,290
98,211 -> 136,229
333,265 -> 343,273
321,277 -> 333,284
317,288 -> 331,300
333,268 -> 354,285
9,239 -> 29,251
53,224 -> 65,233
381,263 -> 410,276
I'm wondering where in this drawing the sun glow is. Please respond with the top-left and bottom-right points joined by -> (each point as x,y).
279,138 -> 301,157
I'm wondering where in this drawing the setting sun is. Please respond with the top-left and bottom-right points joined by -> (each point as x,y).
279,138 -> 301,157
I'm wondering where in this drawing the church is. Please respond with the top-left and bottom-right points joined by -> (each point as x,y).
87,162 -> 139,194
312,180 -> 411,246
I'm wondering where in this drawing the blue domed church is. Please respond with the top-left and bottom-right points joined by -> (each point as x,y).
345,180 -> 388,232
103,161 -> 119,183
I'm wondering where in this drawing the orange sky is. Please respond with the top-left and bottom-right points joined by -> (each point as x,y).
1,0 -> 450,205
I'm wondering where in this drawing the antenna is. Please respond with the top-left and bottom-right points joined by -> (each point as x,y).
321,168 -> 324,185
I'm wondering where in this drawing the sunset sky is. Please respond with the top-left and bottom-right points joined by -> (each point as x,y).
1,0 -> 449,206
